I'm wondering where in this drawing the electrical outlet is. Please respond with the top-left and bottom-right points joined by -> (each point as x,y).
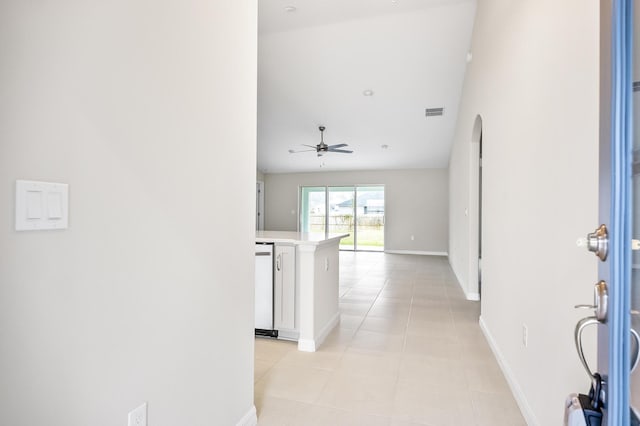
128,403 -> 147,426
410,235 -> 415,241
522,324 -> 528,348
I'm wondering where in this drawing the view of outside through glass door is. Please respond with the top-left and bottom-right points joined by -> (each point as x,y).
328,187 -> 355,250
300,185 -> 385,251
300,186 -> 326,239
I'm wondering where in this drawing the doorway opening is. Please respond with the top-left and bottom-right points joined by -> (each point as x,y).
479,128 -> 483,298
468,115 -> 483,301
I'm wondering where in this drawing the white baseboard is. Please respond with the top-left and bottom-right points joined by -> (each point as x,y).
276,329 -> 299,341
479,316 -> 538,426
236,405 -> 257,426
384,250 -> 448,256
297,312 -> 340,352
317,311 -> 340,348
466,292 -> 480,301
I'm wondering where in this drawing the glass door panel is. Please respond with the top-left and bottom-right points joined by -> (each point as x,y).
356,186 -> 385,251
300,186 -> 326,239
328,186 -> 355,250
631,1 -> 640,415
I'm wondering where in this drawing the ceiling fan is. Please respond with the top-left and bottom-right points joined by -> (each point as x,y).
288,126 -> 353,157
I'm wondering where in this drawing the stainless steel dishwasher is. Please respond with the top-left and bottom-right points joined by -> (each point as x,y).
255,243 -> 277,337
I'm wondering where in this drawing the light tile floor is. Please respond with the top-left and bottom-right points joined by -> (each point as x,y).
254,252 -> 526,426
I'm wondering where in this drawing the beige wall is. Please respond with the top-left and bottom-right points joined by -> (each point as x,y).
448,1 -> 599,424
0,1 -> 257,425
264,169 -> 448,253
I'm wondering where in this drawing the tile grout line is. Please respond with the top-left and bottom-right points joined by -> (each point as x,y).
310,253 -> 388,408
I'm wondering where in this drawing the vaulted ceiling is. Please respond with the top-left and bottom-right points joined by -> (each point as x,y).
257,0 -> 476,173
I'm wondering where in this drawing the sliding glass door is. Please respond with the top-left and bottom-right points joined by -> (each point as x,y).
300,187 -> 326,239
328,187 -> 355,250
355,186 -> 384,251
300,185 -> 384,251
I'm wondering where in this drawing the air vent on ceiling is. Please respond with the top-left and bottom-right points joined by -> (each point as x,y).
425,107 -> 444,117
634,81 -> 640,92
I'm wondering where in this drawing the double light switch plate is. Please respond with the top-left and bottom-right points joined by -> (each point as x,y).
15,180 -> 69,231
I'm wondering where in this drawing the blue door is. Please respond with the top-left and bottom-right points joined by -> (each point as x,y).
628,0 -> 640,422
595,1 -> 636,424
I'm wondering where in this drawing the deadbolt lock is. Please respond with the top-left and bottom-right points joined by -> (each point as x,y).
586,225 -> 609,261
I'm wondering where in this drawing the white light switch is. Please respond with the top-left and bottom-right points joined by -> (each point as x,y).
47,192 -> 63,219
16,180 -> 69,231
26,191 -> 43,219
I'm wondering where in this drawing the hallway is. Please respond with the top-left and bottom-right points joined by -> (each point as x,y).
254,252 -> 525,425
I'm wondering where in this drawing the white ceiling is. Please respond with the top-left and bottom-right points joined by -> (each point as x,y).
257,0 -> 477,173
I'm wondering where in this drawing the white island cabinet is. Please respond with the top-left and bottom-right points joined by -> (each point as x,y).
273,244 -> 296,332
255,231 -> 348,352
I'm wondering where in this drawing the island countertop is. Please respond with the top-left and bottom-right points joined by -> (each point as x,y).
255,231 -> 349,246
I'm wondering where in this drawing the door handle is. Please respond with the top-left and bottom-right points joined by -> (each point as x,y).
573,281 -> 609,380
632,328 -> 640,373
574,281 -> 608,322
276,254 -> 281,271
575,316 -> 600,379
630,311 -> 640,373
574,317 -> 640,381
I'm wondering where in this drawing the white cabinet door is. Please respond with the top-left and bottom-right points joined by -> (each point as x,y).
274,244 -> 296,330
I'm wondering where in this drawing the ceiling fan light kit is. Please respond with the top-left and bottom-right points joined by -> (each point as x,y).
288,126 -> 354,157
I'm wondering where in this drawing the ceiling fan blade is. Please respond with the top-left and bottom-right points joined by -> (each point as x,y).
302,144 -> 318,149
328,148 -> 353,154
328,143 -> 348,149
288,148 -> 316,153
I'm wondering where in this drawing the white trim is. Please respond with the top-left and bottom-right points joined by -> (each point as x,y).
275,329 -> 299,341
236,405 -> 257,426
466,292 -> 480,301
316,311 -> 340,348
297,338 -> 316,352
384,250 -> 448,256
479,316 -> 538,426
297,312 -> 340,352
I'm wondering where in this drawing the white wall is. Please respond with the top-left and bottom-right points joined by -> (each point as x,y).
264,169 -> 448,253
448,1 -> 599,425
0,1 -> 257,425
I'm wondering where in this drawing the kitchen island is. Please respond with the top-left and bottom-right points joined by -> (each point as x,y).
255,231 -> 348,352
